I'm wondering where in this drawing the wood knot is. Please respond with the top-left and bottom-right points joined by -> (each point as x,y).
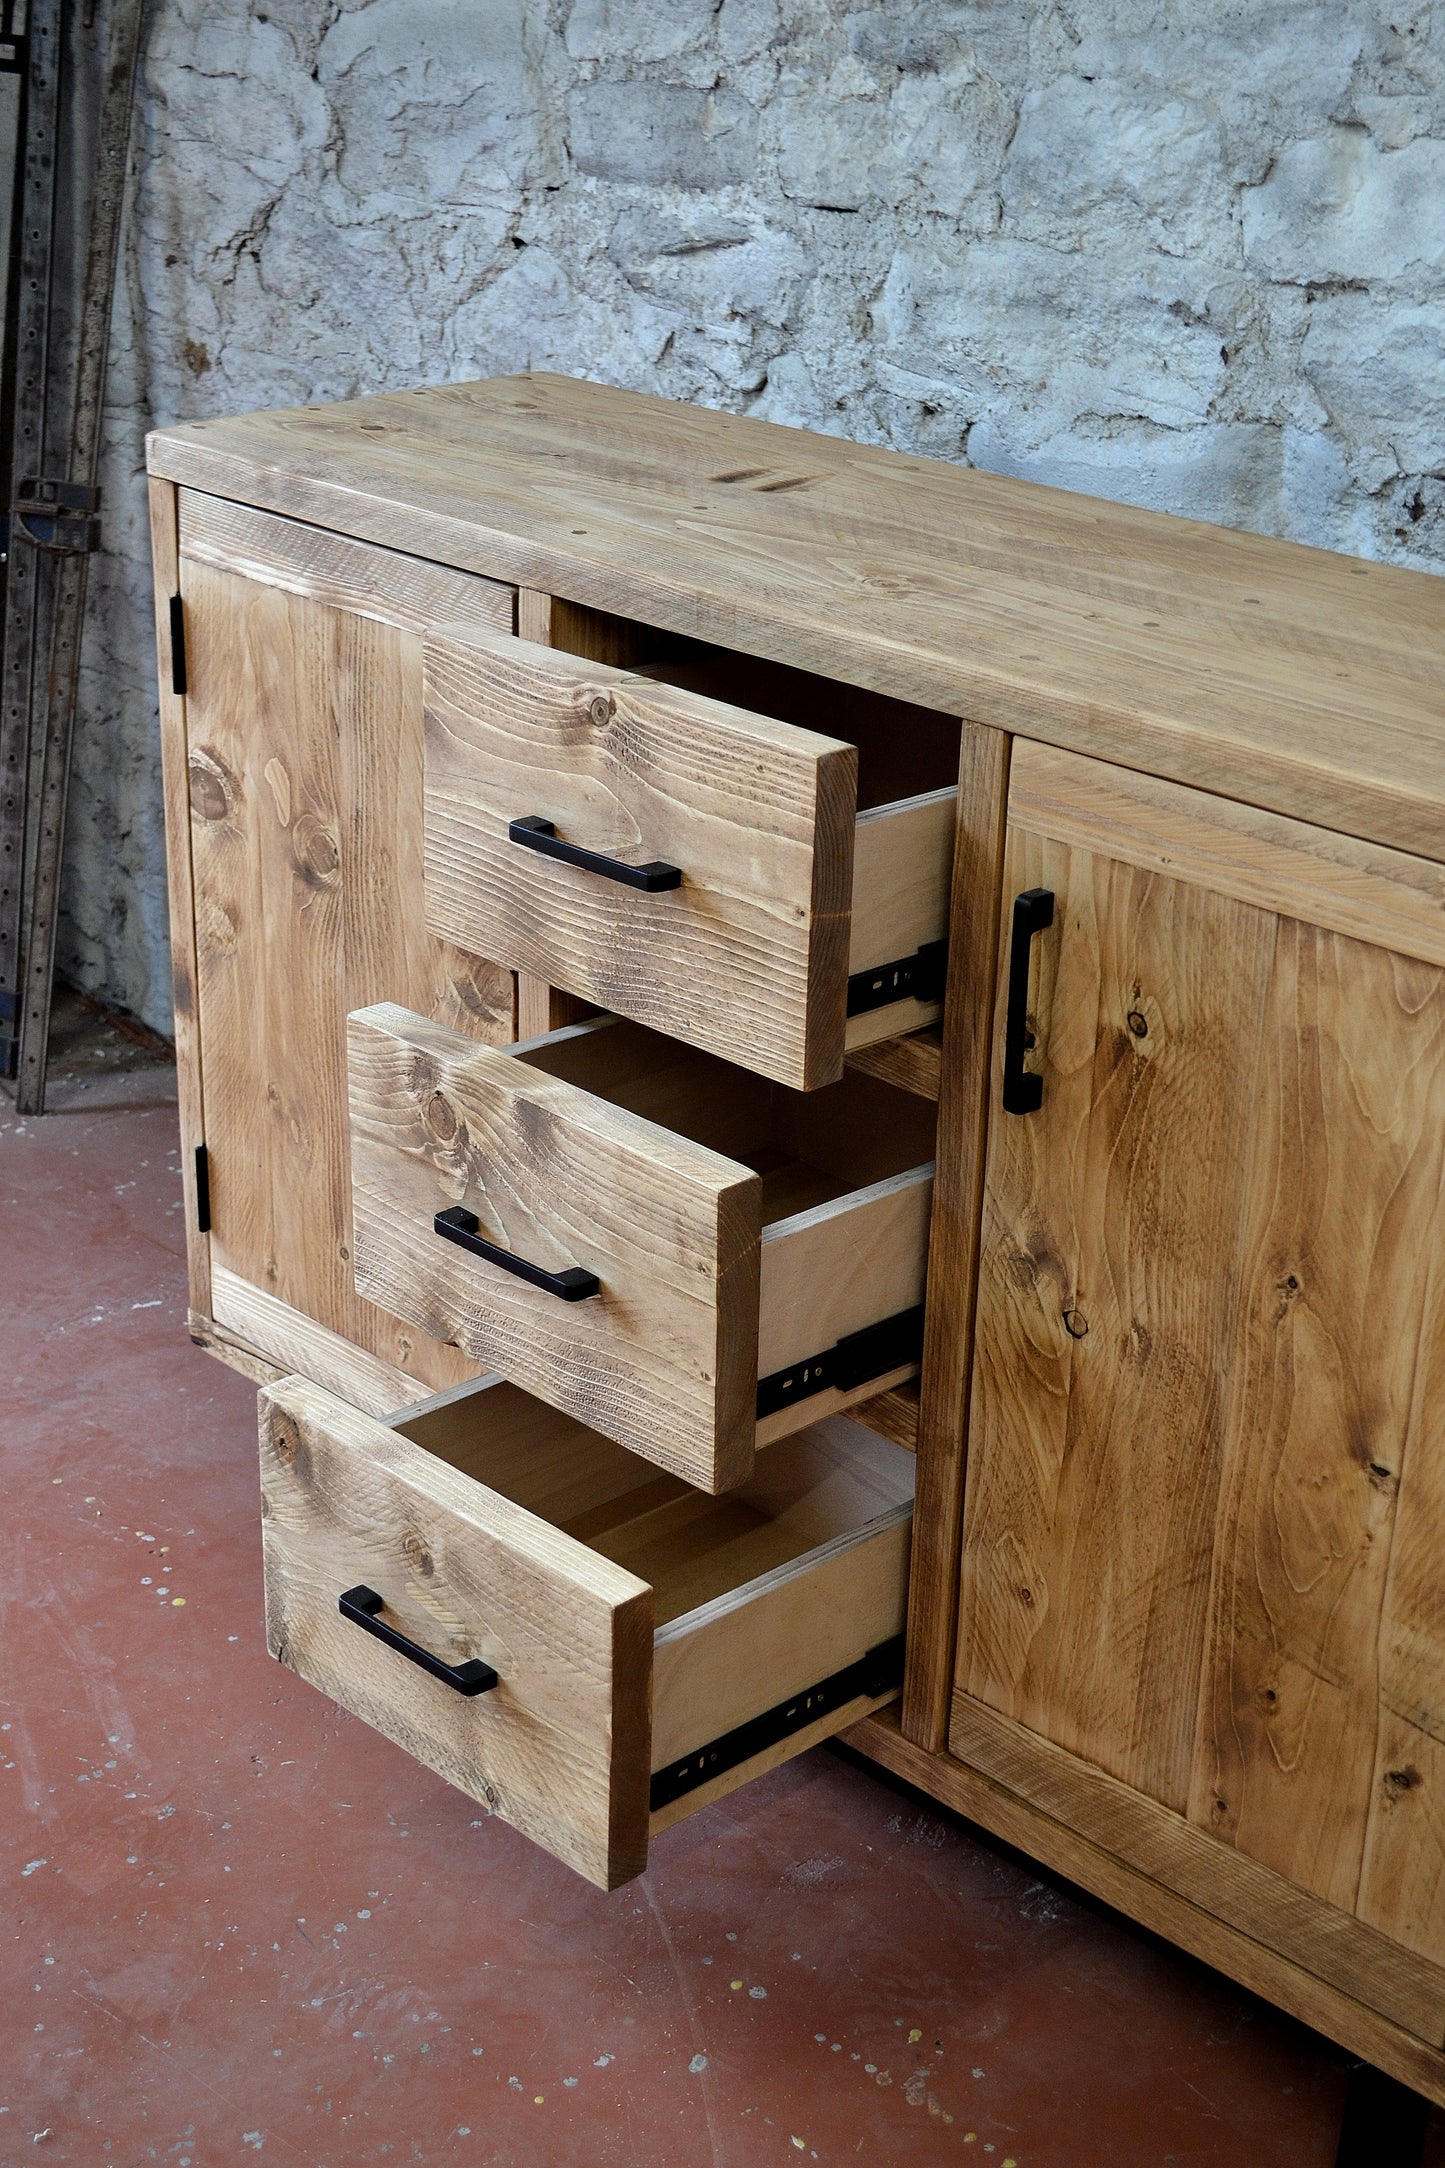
1062,1308 -> 1089,1339
1126,1010 -> 1149,1038
188,751 -> 233,822
402,1532 -> 435,1579
270,1411 -> 301,1466
1384,1766 -> 1422,1800
291,811 -> 341,889
423,1091 -> 458,1144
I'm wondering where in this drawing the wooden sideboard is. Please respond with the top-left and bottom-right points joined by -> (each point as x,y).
148,374 -> 1445,2108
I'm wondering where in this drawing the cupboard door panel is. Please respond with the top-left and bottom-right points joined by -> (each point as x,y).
957,742 -> 1445,2000
183,524 -> 516,1389
1189,930 -> 1445,1909
957,827 -> 1272,1810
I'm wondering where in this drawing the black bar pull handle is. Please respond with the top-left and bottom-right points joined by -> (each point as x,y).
508,814 -> 682,893
338,1585 -> 498,1697
1002,887 -> 1054,1115
434,1204 -> 601,1302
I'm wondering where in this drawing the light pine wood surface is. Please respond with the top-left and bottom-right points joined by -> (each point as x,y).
901,723 -> 1011,1749
347,1001 -> 762,1491
180,527 -> 516,1391
149,373 -> 1445,864
261,1373 -> 912,1888
423,624 -> 858,1090
1011,738 -> 1445,969
210,1265 -> 435,1419
149,479 -> 210,1321
347,1004 -> 935,1484
955,744 -> 1445,2023
845,1028 -> 942,1101
260,1374 -> 655,1889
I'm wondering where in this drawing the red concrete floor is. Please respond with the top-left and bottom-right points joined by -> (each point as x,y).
5,1049 -> 1445,2168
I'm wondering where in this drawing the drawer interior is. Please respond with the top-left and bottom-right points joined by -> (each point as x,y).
263,1363 -> 912,1882
512,1013 -> 938,1231
631,638 -> 962,811
388,1379 -> 914,1639
385,1377 -> 916,1803
631,640 -> 958,1037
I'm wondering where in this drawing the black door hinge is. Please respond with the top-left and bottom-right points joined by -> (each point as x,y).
12,477 -> 101,556
649,1634 -> 906,1812
846,939 -> 948,1020
194,1144 -> 211,1233
756,1304 -> 925,1421
169,595 -> 187,697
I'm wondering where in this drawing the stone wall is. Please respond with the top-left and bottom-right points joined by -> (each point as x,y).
70,0 -> 1445,1031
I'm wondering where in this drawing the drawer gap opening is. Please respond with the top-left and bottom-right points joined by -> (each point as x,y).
629,633 -> 962,810
513,1018 -> 938,1202
390,1385 -> 915,1634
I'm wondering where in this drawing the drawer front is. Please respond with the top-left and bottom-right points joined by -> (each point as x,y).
423,627 -> 859,1090
350,1005 -> 937,1489
261,1374 -> 914,1889
260,1375 -> 655,1888
349,1003 -> 763,1491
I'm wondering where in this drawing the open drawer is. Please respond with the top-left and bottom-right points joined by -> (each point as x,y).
349,1003 -> 936,1490
423,627 -> 959,1090
260,1371 -> 913,1888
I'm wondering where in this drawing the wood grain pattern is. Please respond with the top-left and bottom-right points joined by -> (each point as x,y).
180,536 -> 514,1387
847,787 -> 956,973
513,588 -> 648,1037
757,1165 -> 933,1374
956,746 -> 1445,1995
958,832 -> 1273,1810
845,1029 -> 942,1102
210,1264 -> 433,1418
148,373 -> 1445,864
424,625 -> 858,1090
1189,927 -> 1445,1911
261,1374 -> 912,1888
901,723 -> 1009,1749
850,1710 -> 1445,2106
850,1380 -> 921,1452
148,478 -> 210,1321
348,1005 -> 935,1482
347,1001 -> 762,1491
653,1511 -> 912,1767
179,489 -> 512,637
260,1373 -> 655,1888
1012,738 -> 1445,968
1359,1226 -> 1445,1960
947,1692 -> 1445,2044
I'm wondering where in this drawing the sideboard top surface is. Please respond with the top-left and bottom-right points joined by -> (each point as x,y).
150,372 -> 1445,862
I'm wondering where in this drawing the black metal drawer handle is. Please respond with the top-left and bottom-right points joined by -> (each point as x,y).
509,814 -> 682,893
434,1205 -> 600,1302
1002,887 -> 1054,1115
338,1585 -> 498,1697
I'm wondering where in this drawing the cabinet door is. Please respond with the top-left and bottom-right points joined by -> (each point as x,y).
179,492 -> 516,1389
954,740 -> 1445,2018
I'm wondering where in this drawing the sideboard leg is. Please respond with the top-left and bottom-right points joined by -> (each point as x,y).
1335,2061 -> 1431,2167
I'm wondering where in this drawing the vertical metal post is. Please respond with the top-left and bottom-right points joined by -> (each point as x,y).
0,0 -> 59,1080
15,0 -> 143,1112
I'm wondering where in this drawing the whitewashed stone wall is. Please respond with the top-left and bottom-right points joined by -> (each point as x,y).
70,0 -> 1445,1030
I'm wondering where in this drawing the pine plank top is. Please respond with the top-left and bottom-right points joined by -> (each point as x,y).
149,373 -> 1445,861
